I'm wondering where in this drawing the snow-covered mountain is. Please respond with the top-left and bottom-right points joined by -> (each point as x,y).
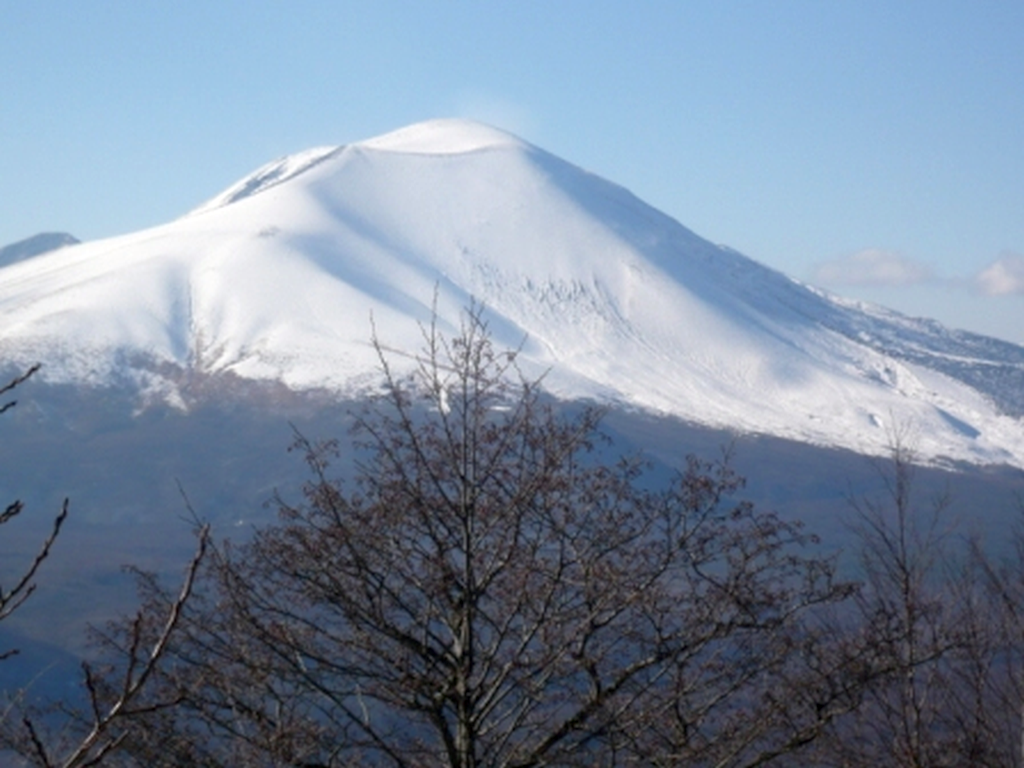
1,118 -> 1022,468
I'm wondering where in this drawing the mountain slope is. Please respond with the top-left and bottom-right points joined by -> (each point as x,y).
0,119 -> 1021,468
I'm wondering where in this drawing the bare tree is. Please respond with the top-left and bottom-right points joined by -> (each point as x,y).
850,434 -> 957,766
811,430 -> 1021,767
0,362 -> 210,766
958,507 -> 1024,768
95,305 -> 861,767
0,365 -> 68,660
2,527 -> 209,768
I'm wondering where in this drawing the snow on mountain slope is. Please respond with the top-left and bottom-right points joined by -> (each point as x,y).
1,118 -> 1022,468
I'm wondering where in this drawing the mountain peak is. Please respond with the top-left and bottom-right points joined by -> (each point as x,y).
356,118 -> 527,155
0,232 -> 80,266
190,120 -> 525,217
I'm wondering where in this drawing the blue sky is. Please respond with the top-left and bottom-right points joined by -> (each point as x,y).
3,2 -> 1023,343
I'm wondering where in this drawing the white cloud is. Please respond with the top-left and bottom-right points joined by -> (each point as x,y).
975,253 -> 1024,296
810,249 -> 933,287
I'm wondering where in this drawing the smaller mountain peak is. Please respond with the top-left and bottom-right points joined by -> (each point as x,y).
0,232 -> 80,266
357,118 -> 526,156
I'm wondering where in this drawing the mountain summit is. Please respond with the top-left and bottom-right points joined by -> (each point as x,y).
1,119 -> 1022,468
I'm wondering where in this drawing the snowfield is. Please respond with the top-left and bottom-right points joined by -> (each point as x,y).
1,118 -> 1023,468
